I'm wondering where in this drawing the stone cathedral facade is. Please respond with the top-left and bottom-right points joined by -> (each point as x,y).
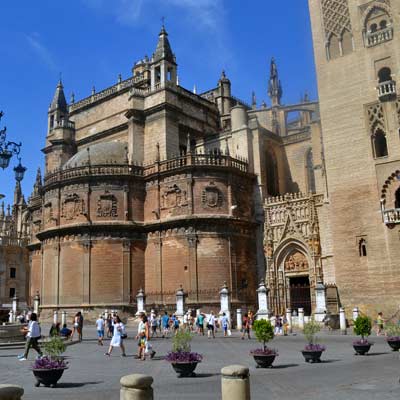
17,0 -> 400,318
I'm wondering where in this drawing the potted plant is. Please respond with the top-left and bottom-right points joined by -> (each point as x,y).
165,329 -> 202,377
31,336 -> 68,387
250,319 -> 278,368
353,315 -> 373,355
385,322 -> 400,351
301,319 -> 326,363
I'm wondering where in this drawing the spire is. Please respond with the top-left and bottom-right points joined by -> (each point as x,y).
32,168 -> 42,197
153,24 -> 175,63
49,79 -> 68,113
13,181 -> 22,206
268,58 -> 282,107
251,91 -> 257,109
219,70 -> 230,84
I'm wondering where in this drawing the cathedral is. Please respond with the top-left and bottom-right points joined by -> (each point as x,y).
3,0 -> 400,319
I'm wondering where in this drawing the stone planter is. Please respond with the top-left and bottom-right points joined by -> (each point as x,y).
251,354 -> 276,368
353,343 -> 372,355
387,339 -> 400,351
301,350 -> 323,363
32,368 -> 67,387
170,362 -> 198,377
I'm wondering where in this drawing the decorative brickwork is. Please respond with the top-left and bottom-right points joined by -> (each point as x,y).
321,0 -> 352,39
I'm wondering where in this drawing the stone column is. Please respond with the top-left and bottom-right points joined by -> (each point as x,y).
12,294 -> 18,317
236,309 -> 242,331
136,289 -> 145,316
314,281 -> 327,322
298,307 -> 305,330
0,384 -> 24,400
33,291 -> 40,315
256,280 -> 269,320
352,307 -> 359,321
221,365 -> 250,400
340,307 -> 347,335
53,310 -> 58,325
120,374 -> 153,400
176,286 -> 185,318
219,282 -> 231,322
61,311 -> 67,327
286,308 -> 292,334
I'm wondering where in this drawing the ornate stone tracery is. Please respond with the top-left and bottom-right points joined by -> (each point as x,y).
321,0 -> 352,39
367,102 -> 385,134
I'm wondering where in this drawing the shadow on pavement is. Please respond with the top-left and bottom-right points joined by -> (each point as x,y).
271,363 -> 299,369
55,381 -> 103,388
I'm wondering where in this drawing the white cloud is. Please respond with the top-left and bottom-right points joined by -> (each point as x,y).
26,33 -> 57,72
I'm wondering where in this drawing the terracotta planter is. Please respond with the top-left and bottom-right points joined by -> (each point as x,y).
170,362 -> 198,377
301,350 -> 323,363
353,343 -> 372,355
32,368 -> 67,387
252,354 -> 276,368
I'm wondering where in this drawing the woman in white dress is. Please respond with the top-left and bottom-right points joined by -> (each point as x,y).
104,315 -> 126,357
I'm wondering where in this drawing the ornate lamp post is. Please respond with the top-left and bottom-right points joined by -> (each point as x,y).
0,111 -> 26,181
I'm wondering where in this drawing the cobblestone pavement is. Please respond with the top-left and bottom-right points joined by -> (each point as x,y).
1,326 -> 399,400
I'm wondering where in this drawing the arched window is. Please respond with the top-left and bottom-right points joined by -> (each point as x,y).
370,23 -> 378,33
372,129 -> 388,158
306,148 -> 316,194
379,20 -> 387,30
341,30 -> 353,55
266,150 -> 279,196
378,67 -> 392,83
328,35 -> 340,59
359,239 -> 367,257
395,187 -> 400,209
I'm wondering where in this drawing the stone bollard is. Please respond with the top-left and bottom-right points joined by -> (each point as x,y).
352,307 -> 359,321
236,309 -> 242,331
0,384 -> 24,400
221,365 -> 250,400
286,308 -> 292,334
340,307 -> 347,335
120,374 -> 153,400
298,308 -> 304,330
61,311 -> 67,327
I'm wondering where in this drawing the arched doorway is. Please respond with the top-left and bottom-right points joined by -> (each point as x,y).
284,250 -> 312,315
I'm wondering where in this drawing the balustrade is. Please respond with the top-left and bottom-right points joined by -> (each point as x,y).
366,26 -> 393,47
383,208 -> 400,224
377,80 -> 396,100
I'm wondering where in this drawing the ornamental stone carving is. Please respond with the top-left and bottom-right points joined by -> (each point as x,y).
44,202 -> 55,224
97,191 -> 118,218
285,251 -> 309,272
202,182 -> 223,208
61,193 -> 85,221
161,184 -> 188,209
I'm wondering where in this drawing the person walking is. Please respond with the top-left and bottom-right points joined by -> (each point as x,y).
207,312 -> 216,339
104,315 -> 126,357
71,312 -> 80,341
78,311 -> 84,342
220,312 -> 229,337
241,313 -> 251,340
150,311 -> 158,338
96,315 -> 105,346
376,312 -> 384,336
106,315 -> 114,338
197,312 -> 205,336
18,312 -> 43,361
161,311 -> 170,338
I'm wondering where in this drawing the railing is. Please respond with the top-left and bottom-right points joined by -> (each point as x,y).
377,80 -> 396,100
383,208 -> 400,224
366,26 -> 393,47
44,154 -> 249,185
0,236 -> 28,247
69,74 -> 147,112
49,119 -> 75,131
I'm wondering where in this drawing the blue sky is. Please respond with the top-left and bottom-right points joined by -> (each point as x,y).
0,0 -> 317,205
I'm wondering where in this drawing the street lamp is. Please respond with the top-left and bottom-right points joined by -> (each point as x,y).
0,111 -> 26,181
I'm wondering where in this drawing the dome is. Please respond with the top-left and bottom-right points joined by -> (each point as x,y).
63,141 -> 128,169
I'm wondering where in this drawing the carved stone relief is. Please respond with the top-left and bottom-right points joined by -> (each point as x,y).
61,193 -> 85,221
161,184 -> 188,209
202,182 -> 223,208
97,191 -> 118,218
284,251 -> 309,272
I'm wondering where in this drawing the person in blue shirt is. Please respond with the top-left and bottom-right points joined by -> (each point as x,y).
161,311 -> 170,338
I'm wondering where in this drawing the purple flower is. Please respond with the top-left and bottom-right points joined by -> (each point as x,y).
353,339 -> 373,346
164,351 -> 203,363
387,336 -> 400,341
31,356 -> 68,370
303,344 -> 326,352
250,347 -> 278,356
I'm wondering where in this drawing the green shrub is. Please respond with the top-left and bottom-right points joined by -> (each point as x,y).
43,336 -> 66,358
172,329 -> 192,353
253,319 -> 274,351
385,321 -> 400,338
303,319 -> 321,345
353,316 -> 372,339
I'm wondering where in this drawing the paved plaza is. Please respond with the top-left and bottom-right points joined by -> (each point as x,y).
1,326 -> 400,400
